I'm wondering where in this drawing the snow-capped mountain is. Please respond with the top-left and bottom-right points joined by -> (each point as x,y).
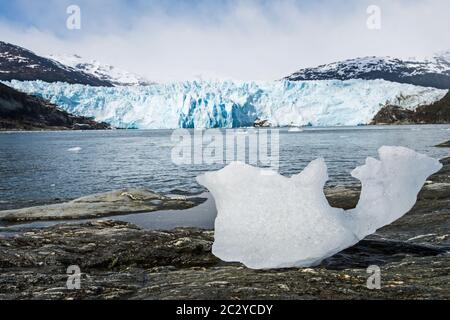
285,52 -> 450,89
48,54 -> 153,87
0,82 -> 110,130
0,41 -> 113,87
5,79 -> 446,129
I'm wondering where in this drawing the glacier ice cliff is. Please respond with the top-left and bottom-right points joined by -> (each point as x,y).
4,79 -> 447,129
196,146 -> 442,269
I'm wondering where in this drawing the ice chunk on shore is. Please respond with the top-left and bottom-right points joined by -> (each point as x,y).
196,146 -> 442,269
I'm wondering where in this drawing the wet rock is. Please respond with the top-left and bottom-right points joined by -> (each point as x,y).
325,186 -> 360,210
370,105 -> 416,125
0,189 -> 204,222
0,83 -> 111,131
321,239 -> 449,270
1,234 -> 449,300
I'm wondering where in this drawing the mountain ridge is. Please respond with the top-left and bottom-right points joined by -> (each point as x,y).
285,53 -> 450,89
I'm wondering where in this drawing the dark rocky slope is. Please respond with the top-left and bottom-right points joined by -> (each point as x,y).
0,41 -> 112,87
0,83 -> 110,130
1,157 -> 449,300
372,90 -> 450,124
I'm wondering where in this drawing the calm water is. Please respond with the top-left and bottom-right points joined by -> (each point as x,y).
0,125 -> 449,212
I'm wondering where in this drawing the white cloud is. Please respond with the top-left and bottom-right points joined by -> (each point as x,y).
1,0 -> 450,82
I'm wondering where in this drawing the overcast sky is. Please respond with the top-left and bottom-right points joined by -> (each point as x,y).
0,0 -> 449,82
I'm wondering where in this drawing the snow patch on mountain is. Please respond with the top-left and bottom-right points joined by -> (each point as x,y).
4,79 -> 446,129
48,54 -> 153,87
286,52 -> 450,89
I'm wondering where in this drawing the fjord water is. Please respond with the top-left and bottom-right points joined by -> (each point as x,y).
0,125 -> 449,213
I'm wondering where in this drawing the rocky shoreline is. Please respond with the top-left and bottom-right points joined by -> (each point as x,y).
0,158 -> 449,300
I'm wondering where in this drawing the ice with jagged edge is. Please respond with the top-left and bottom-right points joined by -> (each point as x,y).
196,146 -> 442,269
4,79 -> 446,129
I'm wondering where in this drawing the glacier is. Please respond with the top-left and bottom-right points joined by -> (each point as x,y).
5,79 -> 447,129
196,146 -> 442,269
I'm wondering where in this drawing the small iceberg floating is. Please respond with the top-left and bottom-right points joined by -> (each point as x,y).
288,127 -> 304,133
197,146 -> 442,269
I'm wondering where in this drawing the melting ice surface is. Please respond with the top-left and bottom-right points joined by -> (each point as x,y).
196,146 -> 442,269
5,79 -> 446,129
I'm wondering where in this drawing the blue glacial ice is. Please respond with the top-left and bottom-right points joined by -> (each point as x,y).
5,79 -> 447,129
